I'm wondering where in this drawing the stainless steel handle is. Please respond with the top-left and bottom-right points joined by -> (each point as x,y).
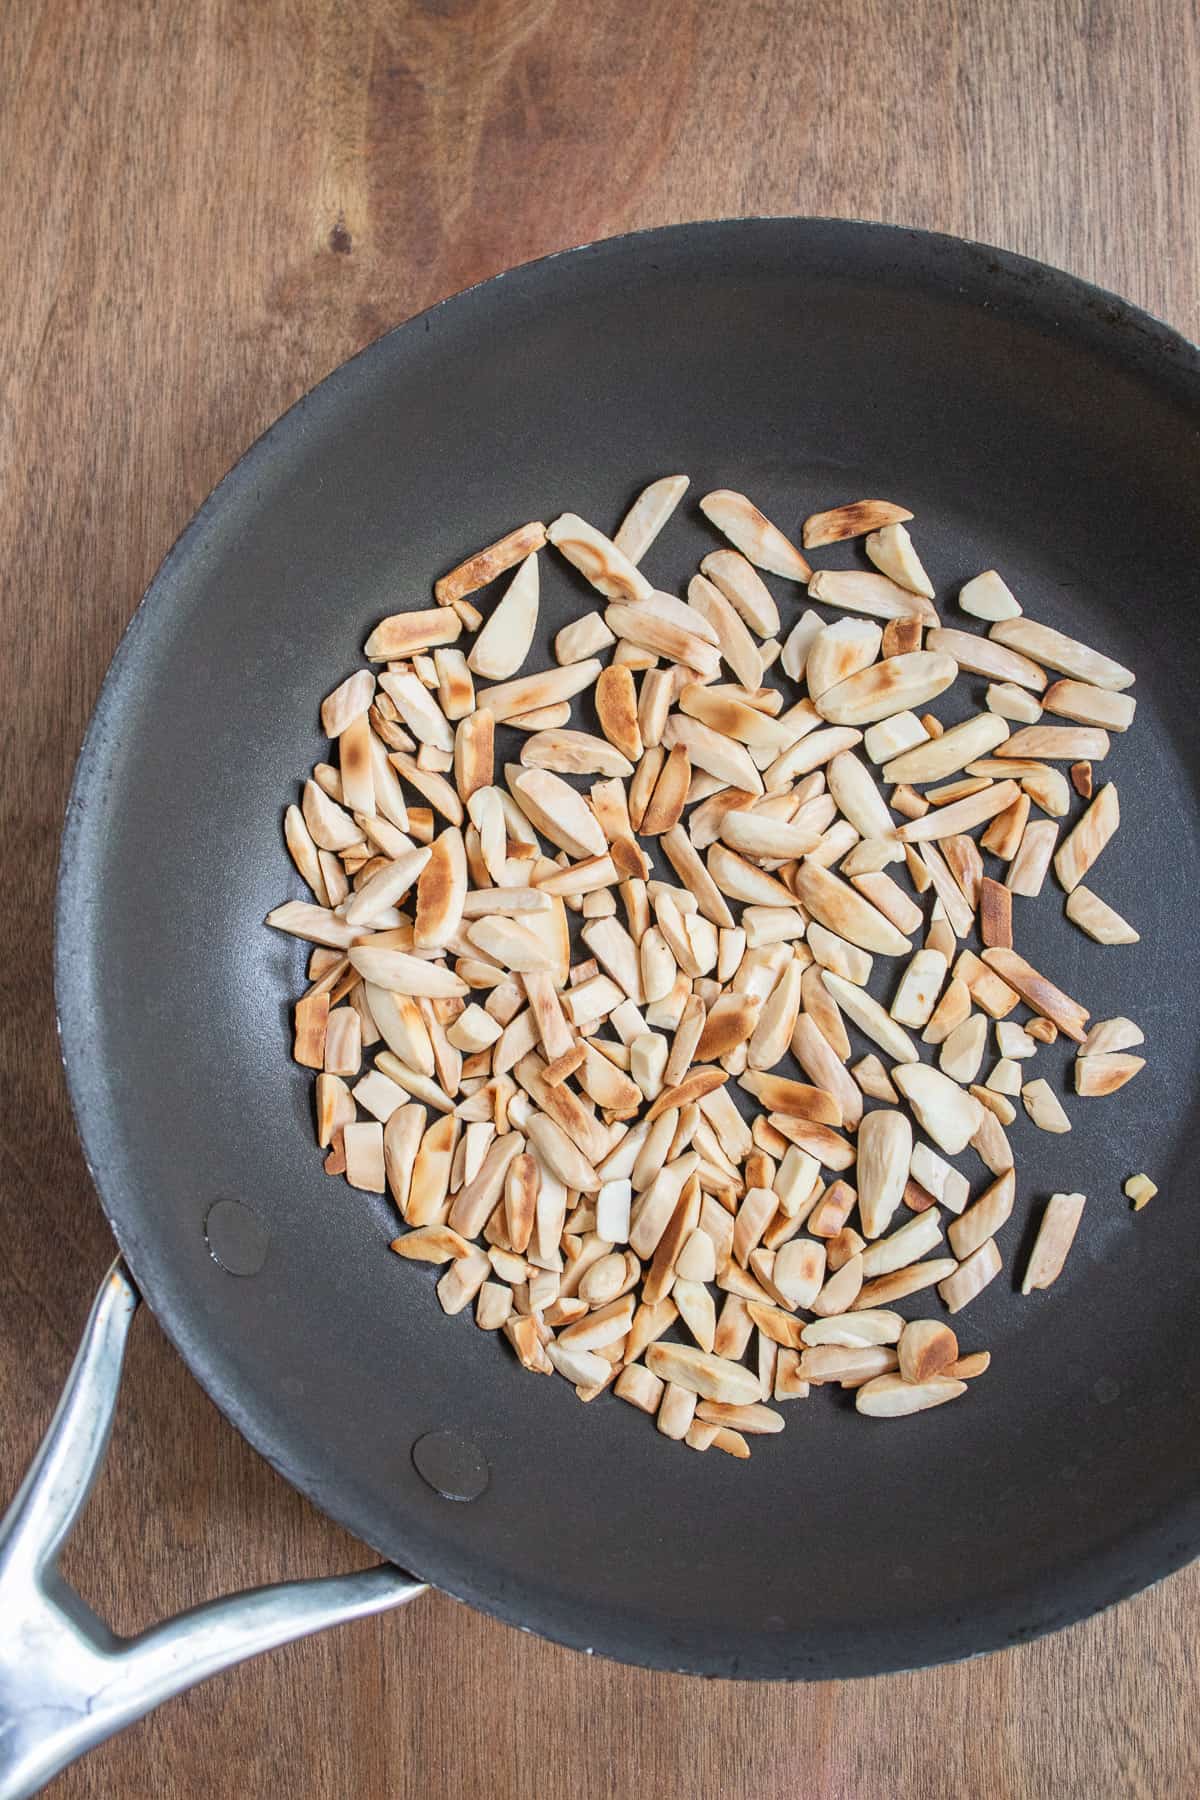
0,1260 -> 426,1799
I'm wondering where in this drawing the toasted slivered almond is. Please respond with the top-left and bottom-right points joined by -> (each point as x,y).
532,853 -> 619,900
1125,1174 -> 1157,1210
807,568 -> 935,623
605,601 -> 720,678
628,747 -> 665,834
612,474 -> 689,562
803,499 -> 913,548
433,647 -> 475,722
413,829 -> 466,950
856,1372 -> 966,1415
1021,1077 -> 1071,1134
684,587 -> 761,701
998,724 -> 1110,762
978,788 -> 1036,856
792,860 -> 911,956
636,745 -> 690,837
267,900 -> 360,950
707,842 -> 796,908
507,702 -> 574,732
508,766 -> 607,859
745,1300 -> 805,1348
907,1144 -> 967,1215
790,1012 -> 863,1128
853,1258 -> 957,1310
860,1209 -> 944,1279
807,922 -> 871,984
476,658 -> 603,726
982,947 -> 1089,1041
986,681 -> 1042,722
1065,884 -> 1138,945
800,1343 -> 899,1384
826,750 -> 897,842
939,1010 -> 987,1085
806,618 -> 883,702
1083,1015 -> 1144,1054
453,709 -> 495,802
302,777 -> 360,852
1027,1017 -> 1058,1045
1017,765 -> 1071,817
284,805 -> 330,905
403,1112 -> 457,1222
990,617 -> 1134,692
855,1109 -> 913,1239
700,549 -> 781,637
909,845 -> 968,942
591,663 -> 643,763
882,712 -> 1009,785
821,972 -> 918,1065
890,948 -> 948,1028
695,1399 -> 784,1436
765,725 -> 864,787
739,1072 -> 842,1127
389,750 -> 463,825
801,1311 -> 903,1348
897,1319 -> 959,1383
643,1067 -> 727,1125
363,609 -> 463,662
390,1223 -> 473,1264
975,876 -> 1010,949
1041,679 -> 1135,732
955,950 -> 1020,1019
519,728 -> 632,779
646,1340 -> 763,1404
679,682 -> 796,752
1074,1052 -> 1144,1095
852,1054 -> 898,1102
897,778 -> 1021,842
849,872 -> 922,938
882,615 -> 924,657
555,611 -> 616,665
615,1359 -> 666,1415
347,945 -> 467,998
692,993 -> 759,1062
927,775 -> 991,807
1005,818 -> 1059,897
925,627 -> 1046,690
699,490 -> 811,582
345,842 -> 433,928
864,523 -> 933,600
959,569 -> 1020,621
947,1170 -> 1014,1264
378,672 -> 454,752
661,713 -> 763,794
746,956 -> 806,1067
1054,782 -> 1119,895
717,808 -> 824,860
1021,1192 -> 1086,1292
814,651 -> 957,725
321,670 -> 376,738
546,512 -> 652,601
582,914 -> 644,1005
892,1062 -> 984,1156
936,1238 -> 1001,1314
434,522 -> 545,606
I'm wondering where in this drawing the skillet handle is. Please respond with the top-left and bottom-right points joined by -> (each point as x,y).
0,1260 -> 426,1800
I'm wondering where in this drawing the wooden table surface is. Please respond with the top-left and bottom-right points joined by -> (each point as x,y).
3,2 -> 1198,1795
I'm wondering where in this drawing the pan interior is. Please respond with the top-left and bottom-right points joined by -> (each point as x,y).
56,220 -> 1200,1678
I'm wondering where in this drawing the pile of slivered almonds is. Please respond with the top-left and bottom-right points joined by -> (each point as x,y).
267,483 -> 1155,1460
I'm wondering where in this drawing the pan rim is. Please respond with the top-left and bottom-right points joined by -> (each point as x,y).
53,216 -> 1200,1679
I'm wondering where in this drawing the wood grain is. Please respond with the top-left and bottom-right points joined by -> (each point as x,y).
2,1 -> 1198,1795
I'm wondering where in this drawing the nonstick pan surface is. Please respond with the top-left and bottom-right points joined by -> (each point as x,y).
55,219 -> 1200,1678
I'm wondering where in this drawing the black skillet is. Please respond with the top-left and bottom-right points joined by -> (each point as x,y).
39,220 -> 1200,1713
